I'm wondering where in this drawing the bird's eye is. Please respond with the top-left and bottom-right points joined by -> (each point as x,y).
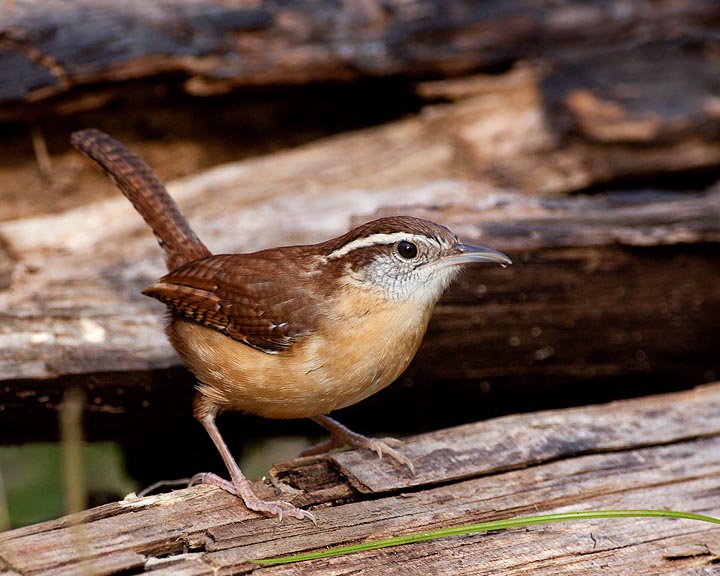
396,240 -> 418,259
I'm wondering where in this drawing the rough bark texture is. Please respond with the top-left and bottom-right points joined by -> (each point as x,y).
2,0 -> 717,107
1,383 -> 718,575
2,1 -> 720,218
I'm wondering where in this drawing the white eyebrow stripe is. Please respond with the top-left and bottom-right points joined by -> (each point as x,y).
327,232 -> 443,260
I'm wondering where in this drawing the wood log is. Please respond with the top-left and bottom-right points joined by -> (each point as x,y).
1,0 -> 717,108
0,105 -> 718,443
5,49 -> 720,224
2,2 -> 720,230
417,51 -> 720,195
1,383 -> 718,575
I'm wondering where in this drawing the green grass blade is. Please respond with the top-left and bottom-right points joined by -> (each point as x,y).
251,509 -> 720,566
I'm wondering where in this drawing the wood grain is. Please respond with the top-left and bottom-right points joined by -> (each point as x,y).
1,383 -> 718,575
1,0 -> 717,108
326,383 -> 720,493
1,121 -> 718,389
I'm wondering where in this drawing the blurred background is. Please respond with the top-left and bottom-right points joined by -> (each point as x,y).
0,0 -> 718,528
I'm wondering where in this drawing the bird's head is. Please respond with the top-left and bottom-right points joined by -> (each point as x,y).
321,216 -> 511,303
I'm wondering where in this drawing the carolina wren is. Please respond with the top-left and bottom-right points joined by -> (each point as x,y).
71,129 -> 511,521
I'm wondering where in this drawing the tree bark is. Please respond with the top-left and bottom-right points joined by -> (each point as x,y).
2,0 -> 717,107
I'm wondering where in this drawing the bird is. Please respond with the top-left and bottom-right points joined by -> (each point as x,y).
71,128 -> 511,521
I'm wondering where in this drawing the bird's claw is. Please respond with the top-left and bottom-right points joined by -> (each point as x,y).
190,472 -> 316,523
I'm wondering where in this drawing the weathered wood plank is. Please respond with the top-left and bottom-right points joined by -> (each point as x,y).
1,123 -> 718,386
0,383 -> 718,574
417,52 -> 720,195
2,188 -> 718,387
202,464 -> 720,575
1,0 -> 717,108
324,382 -> 720,493
4,41 -> 720,226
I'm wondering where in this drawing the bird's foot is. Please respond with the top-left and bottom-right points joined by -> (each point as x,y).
189,472 -> 316,523
303,416 -> 415,475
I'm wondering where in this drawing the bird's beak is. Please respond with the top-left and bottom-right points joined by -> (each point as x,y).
436,243 -> 512,269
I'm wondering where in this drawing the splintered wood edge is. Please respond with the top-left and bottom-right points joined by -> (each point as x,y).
326,382 -> 720,493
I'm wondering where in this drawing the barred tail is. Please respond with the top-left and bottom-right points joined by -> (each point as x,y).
71,129 -> 211,271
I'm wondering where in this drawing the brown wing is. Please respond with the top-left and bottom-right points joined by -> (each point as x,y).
142,253 -> 321,353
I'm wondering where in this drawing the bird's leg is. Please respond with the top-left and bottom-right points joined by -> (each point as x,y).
189,400 -> 315,522
302,415 -> 414,474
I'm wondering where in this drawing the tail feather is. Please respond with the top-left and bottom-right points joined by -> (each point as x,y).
71,129 -> 211,271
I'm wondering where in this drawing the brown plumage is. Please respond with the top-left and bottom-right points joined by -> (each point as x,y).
142,216 -> 458,353
145,252 -> 322,352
